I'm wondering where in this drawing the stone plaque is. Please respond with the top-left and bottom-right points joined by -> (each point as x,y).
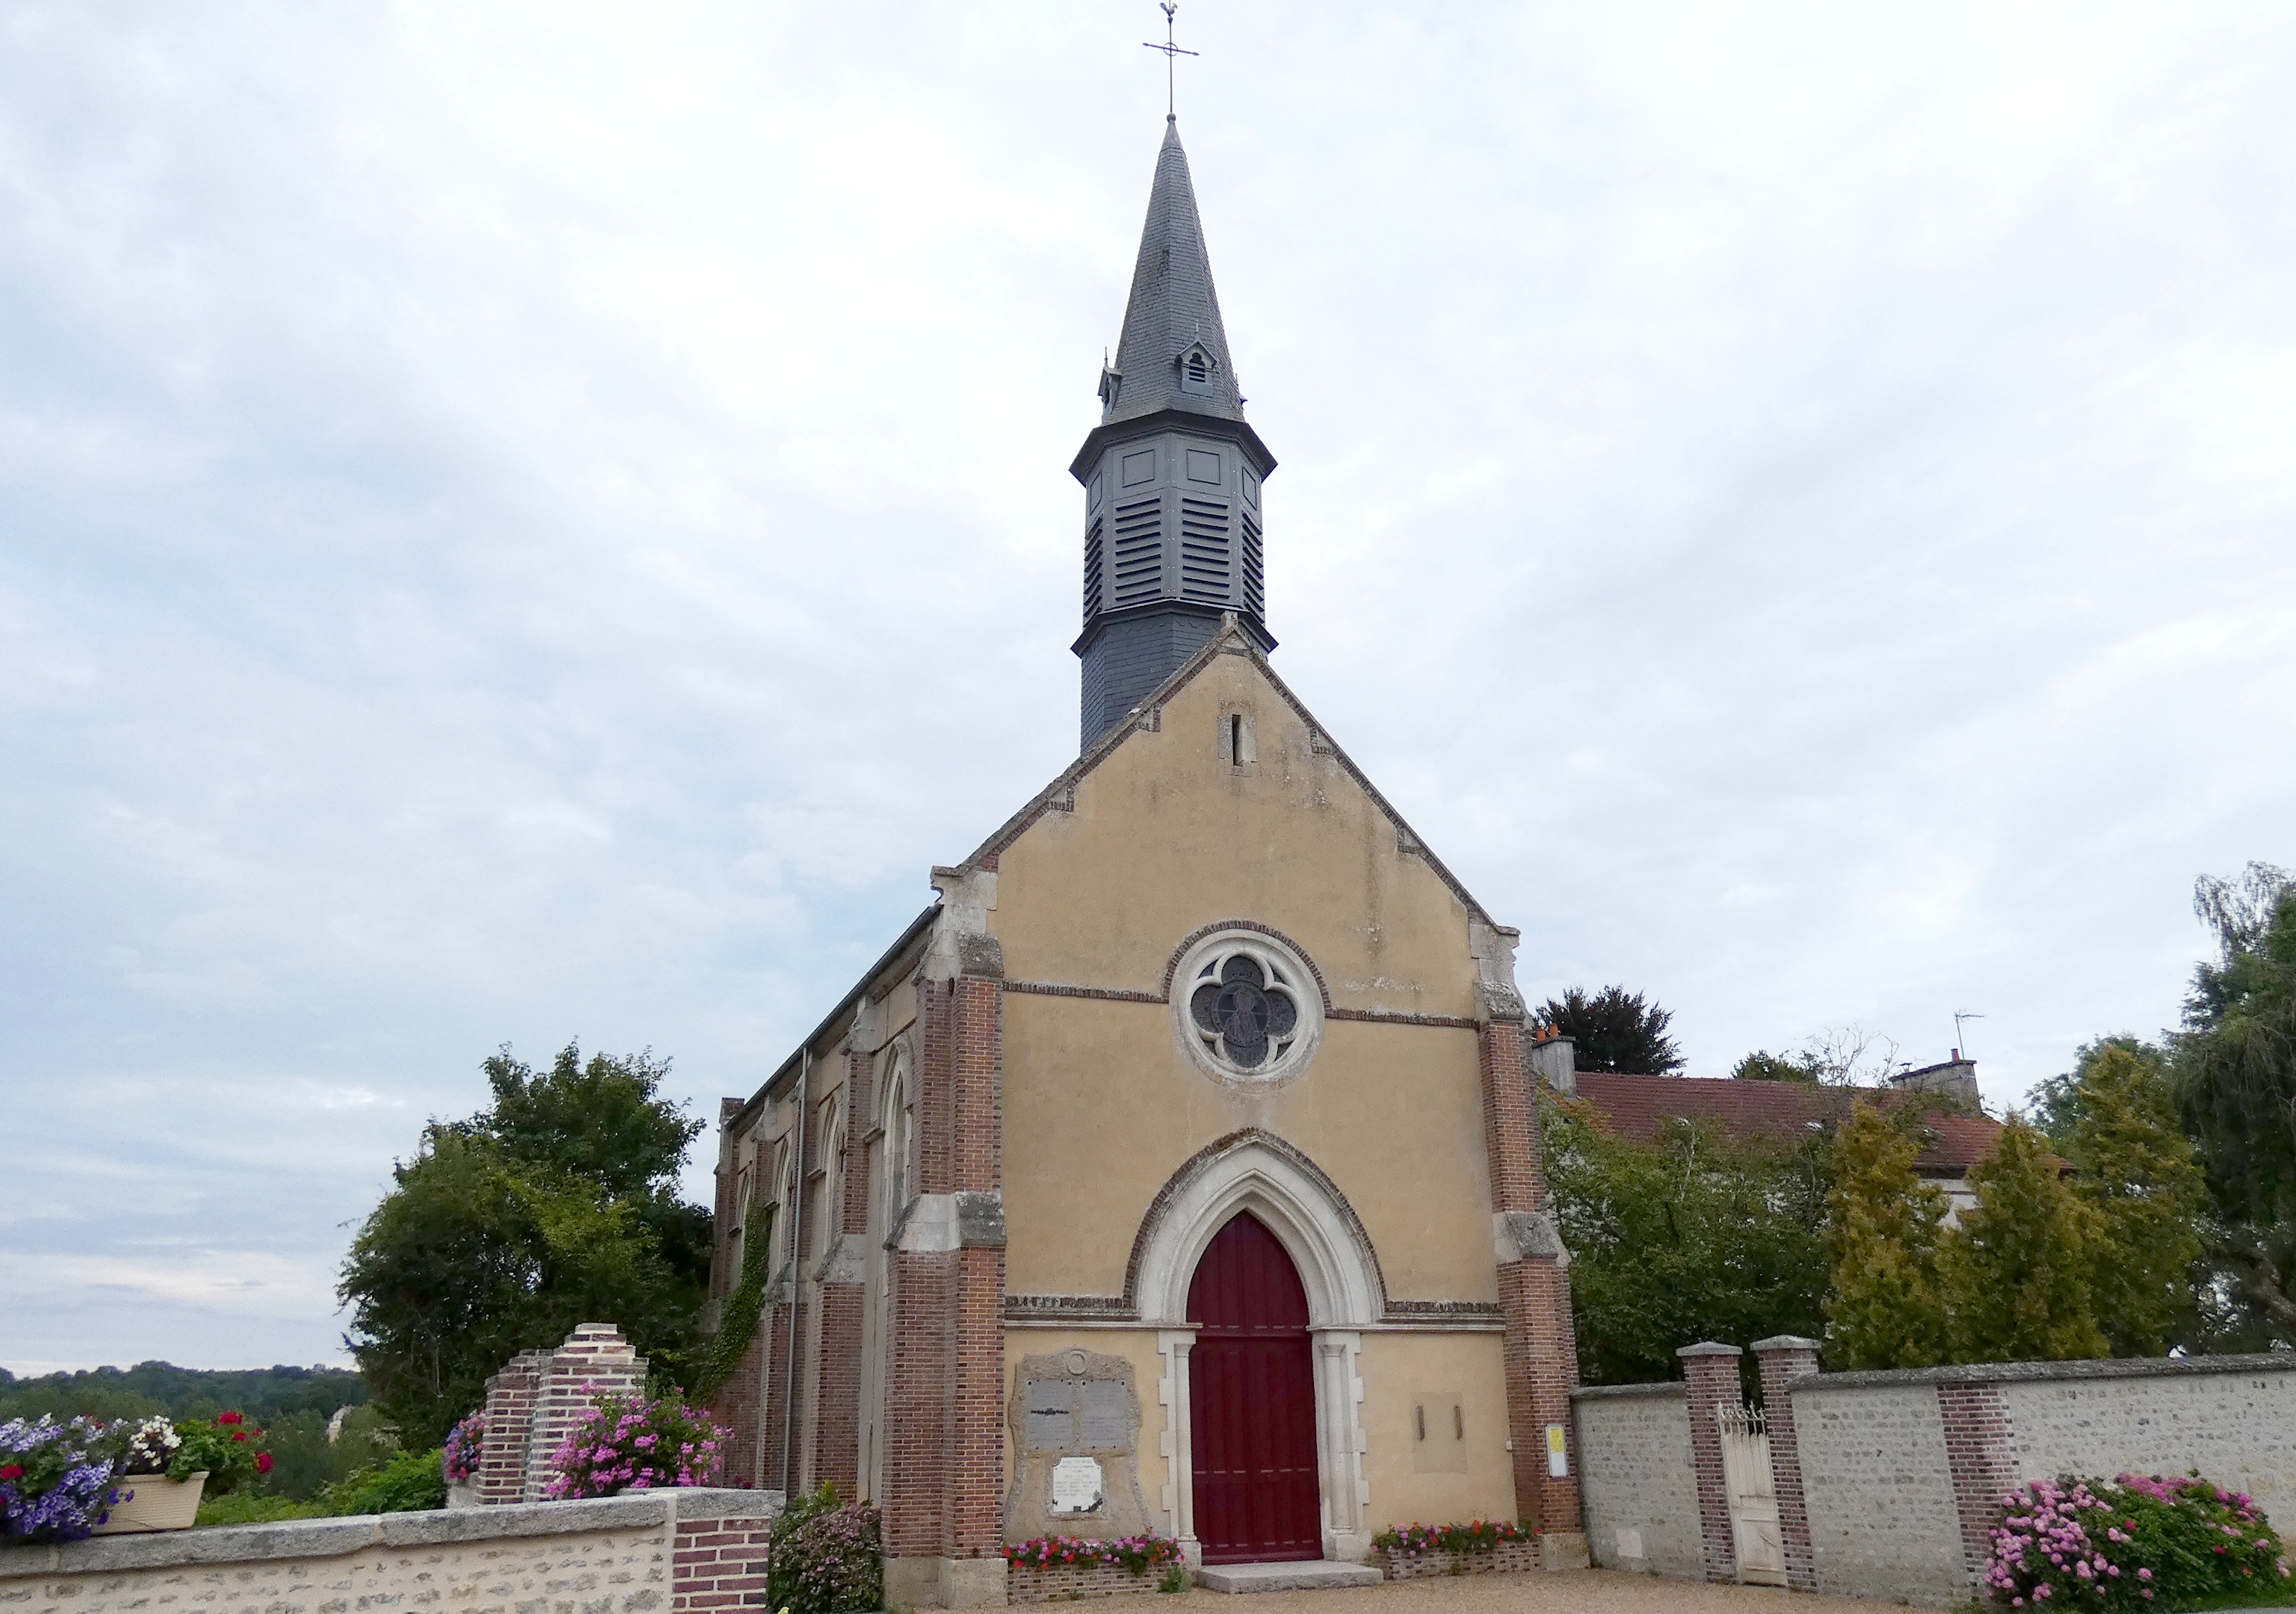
1024,1381 -> 1074,1451
1049,1455 -> 1105,1515
1079,1380 -> 1129,1450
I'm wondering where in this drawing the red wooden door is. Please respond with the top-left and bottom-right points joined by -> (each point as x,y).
1188,1212 -> 1322,1562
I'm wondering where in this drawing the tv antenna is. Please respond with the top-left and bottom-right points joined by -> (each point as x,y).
1144,3 -> 1198,120
1952,1010 -> 1984,1059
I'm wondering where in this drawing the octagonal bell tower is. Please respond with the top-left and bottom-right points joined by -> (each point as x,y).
1070,117 -> 1277,752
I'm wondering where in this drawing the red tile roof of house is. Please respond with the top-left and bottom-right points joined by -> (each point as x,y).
1571,1072 -> 2008,1178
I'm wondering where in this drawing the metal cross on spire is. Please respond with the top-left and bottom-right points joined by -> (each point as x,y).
1142,2 -> 1198,120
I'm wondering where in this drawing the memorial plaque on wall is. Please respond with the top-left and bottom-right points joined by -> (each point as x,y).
1049,1455 -> 1105,1515
1078,1380 -> 1129,1450
1024,1381 -> 1076,1451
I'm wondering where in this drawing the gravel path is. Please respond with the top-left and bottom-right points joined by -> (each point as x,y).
1076,1569 -> 1949,1614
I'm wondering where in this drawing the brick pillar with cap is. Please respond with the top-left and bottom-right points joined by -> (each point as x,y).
1752,1335 -> 1821,1592
1679,1342 -> 1741,1584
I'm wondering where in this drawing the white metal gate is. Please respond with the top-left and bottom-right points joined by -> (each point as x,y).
1715,1403 -> 1788,1586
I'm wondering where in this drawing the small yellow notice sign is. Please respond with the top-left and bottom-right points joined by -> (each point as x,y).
1545,1423 -> 1568,1478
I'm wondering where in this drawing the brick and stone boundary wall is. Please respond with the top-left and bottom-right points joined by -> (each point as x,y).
1573,1345 -> 2296,1609
1371,1538 -> 1542,1580
0,1490 -> 779,1614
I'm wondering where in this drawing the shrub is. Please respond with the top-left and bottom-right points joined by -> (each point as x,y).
442,1414 -> 484,1485
1002,1532 -> 1186,1575
1984,1472 -> 2292,1609
324,1447 -> 450,1514
194,1491 -> 332,1526
1371,1518 -> 1531,1559
546,1391 -> 726,1498
0,1416 -> 123,1543
768,1482 -> 883,1614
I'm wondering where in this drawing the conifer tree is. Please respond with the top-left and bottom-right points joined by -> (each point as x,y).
1823,1103 -> 1950,1369
1944,1116 -> 2108,1364
2065,1042 -> 2206,1355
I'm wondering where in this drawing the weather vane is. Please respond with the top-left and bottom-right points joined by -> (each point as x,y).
1143,3 -> 1198,120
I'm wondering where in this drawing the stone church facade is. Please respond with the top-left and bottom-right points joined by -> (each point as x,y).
702,118 -> 1586,1608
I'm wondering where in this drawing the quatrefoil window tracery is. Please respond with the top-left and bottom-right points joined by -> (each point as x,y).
1183,940 -> 1312,1077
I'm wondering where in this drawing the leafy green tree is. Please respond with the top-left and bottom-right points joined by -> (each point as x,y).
1943,1116 -> 2107,1364
339,1044 -> 710,1444
2172,863 -> 2296,1341
1542,1092 -> 1830,1383
1731,1050 -> 1822,1083
1537,986 -> 1685,1075
1823,1103 -> 1949,1369
2050,1042 -> 2206,1356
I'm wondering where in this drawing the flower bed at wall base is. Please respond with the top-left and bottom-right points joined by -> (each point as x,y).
1984,1473 -> 2292,1610
544,1390 -> 726,1498
1369,1519 -> 1531,1558
1002,1534 -> 1186,1575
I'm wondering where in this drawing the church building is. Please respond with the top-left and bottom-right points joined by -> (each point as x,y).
703,117 -> 1587,1608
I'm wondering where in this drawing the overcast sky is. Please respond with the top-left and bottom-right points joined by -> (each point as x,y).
4,1 -> 2293,1374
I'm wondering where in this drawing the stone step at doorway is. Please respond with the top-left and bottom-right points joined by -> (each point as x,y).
1194,1562 -> 1384,1594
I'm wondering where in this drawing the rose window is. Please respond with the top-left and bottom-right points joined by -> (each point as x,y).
1175,933 -> 1320,1082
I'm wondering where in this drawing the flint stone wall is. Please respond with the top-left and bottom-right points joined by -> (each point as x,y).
0,1490 -> 777,1614
1568,1383 -> 1703,1580
1790,1382 -> 1966,1606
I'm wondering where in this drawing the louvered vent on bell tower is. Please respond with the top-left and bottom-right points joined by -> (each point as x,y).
1111,497 -> 1164,607
1180,496 -> 1231,603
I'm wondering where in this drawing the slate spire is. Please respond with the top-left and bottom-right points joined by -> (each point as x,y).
1070,121 -> 1277,753
1099,119 -> 1245,424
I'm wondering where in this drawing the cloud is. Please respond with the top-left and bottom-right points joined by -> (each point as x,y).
3,0 -> 2294,1364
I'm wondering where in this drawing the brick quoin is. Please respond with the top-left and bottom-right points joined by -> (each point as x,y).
1479,1015 -> 1584,1534
1679,1343 -> 1742,1584
1753,1338 -> 1821,1593
476,1350 -> 546,1506
1938,1382 -> 2020,1589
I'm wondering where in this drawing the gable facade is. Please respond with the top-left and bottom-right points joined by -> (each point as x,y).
700,119 -> 1586,1609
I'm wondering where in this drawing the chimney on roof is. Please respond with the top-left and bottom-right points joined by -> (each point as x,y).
1531,1033 -> 1576,1095
1889,1056 -> 1980,1110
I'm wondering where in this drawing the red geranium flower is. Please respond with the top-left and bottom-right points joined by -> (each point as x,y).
218,1411 -> 244,1425
232,1430 -> 247,1441
0,1465 -> 22,1480
256,1453 -> 274,1474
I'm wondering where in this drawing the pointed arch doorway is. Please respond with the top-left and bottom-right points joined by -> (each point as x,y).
1188,1211 -> 1322,1562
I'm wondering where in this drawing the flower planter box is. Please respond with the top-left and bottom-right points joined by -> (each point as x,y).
1007,1561 -> 1173,1604
1371,1538 -> 1541,1580
93,1472 -> 207,1535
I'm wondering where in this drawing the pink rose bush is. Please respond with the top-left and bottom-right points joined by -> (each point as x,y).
543,1390 -> 726,1498
1984,1472 -> 2289,1610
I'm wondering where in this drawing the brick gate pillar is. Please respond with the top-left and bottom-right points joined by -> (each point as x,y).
1679,1342 -> 1741,1584
1472,924 -> 1586,1568
1751,1335 -> 1820,1592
